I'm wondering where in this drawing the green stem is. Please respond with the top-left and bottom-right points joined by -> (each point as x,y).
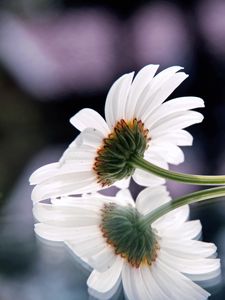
141,186 -> 225,227
130,154 -> 225,185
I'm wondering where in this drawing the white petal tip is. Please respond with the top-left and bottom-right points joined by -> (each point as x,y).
69,114 -> 78,128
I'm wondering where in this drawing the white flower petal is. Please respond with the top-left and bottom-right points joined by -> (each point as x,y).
148,142 -> 185,165
60,130 -> 102,165
116,189 -> 135,207
89,245 -> 117,272
60,160 -> 94,172
30,130 -> 103,200
105,72 -> 134,129
144,150 -> 169,169
145,96 -> 204,129
139,71 -> 188,123
160,249 -> 221,282
51,196 -> 105,209
153,205 -> 190,231
152,258 -> 210,300
132,168 -> 165,187
125,64 -> 159,120
160,238 -> 217,258
114,72 -> 135,122
29,162 -> 60,185
132,150 -> 168,186
31,157 -> 95,185
31,170 -> 95,190
60,130 -> 98,163
152,130 -> 193,146
33,203 -> 100,227
157,220 -> 202,241
114,177 -> 131,189
70,108 -> 110,136
78,127 -> 104,149
87,256 -> 123,300
136,185 -> 170,215
122,263 -> 152,300
31,172 -> 101,203
66,235 -> 106,259
60,148 -> 96,163
141,266 -> 170,300
34,223 -> 100,242
135,66 -> 184,119
151,111 -> 204,137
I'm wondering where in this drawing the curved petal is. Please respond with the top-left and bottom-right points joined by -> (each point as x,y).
157,220 -> 202,240
160,249 -> 221,282
136,185 -> 171,215
135,66 -> 184,120
151,258 -> 210,300
59,132 -> 96,164
66,235 -> 106,259
148,142 -> 185,165
116,189 -> 135,207
34,223 -> 100,242
70,108 -> 110,136
60,148 -> 96,164
151,111 -> 204,137
153,205 -> 190,231
142,72 -> 189,123
145,96 -> 204,129
89,245 -> 117,272
132,152 -> 168,186
152,130 -> 193,146
51,195 -> 105,209
114,177 -> 131,190
87,256 -> 123,300
31,172 -> 101,203
30,150 -> 95,188
125,64 -> 159,120
122,263 -> 153,300
105,72 -> 134,129
60,160 -> 94,172
141,266 -> 170,300
160,238 -> 217,259
33,203 -> 101,227
29,162 -> 60,185
31,130 -> 106,202
78,127 -> 104,149
144,149 -> 169,170
132,168 -> 165,187
31,127 -> 109,202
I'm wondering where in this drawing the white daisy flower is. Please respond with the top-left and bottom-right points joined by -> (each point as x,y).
30,65 -> 204,202
33,186 -> 220,300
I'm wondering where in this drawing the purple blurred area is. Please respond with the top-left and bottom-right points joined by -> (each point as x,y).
1,0 -> 225,299
129,2 -> 192,67
0,9 -> 119,97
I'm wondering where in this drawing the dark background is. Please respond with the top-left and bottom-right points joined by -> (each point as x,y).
0,0 -> 225,299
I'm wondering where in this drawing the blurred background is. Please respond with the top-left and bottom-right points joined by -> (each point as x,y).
0,0 -> 225,299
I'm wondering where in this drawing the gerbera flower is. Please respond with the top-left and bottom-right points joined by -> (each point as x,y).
33,186 -> 220,300
30,65 -> 204,202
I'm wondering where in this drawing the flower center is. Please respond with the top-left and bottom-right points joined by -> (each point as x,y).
93,119 -> 150,186
100,202 -> 159,268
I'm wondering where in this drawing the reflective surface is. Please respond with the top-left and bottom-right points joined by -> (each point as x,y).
0,147 -> 224,299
